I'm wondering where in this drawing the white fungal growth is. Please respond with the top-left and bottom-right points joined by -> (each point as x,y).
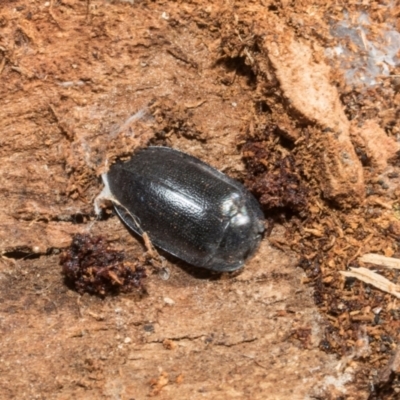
327,9 -> 400,87
94,169 -> 144,233
91,108 -> 169,270
94,173 -> 114,217
93,171 -> 143,233
57,81 -> 85,87
94,169 -> 167,270
110,108 -> 147,138
93,108 -> 148,216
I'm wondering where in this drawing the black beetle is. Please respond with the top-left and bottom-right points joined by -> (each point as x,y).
105,146 -> 264,272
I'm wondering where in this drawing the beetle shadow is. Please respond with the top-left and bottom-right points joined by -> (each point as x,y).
116,217 -> 226,281
159,251 -> 225,281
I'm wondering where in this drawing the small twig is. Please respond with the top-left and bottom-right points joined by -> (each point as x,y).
167,47 -> 198,68
184,100 -> 207,110
49,0 -> 64,30
0,56 -> 6,75
341,267 -> 400,299
86,0 -> 91,23
142,232 -> 157,259
359,253 -> 400,270
76,295 -> 84,318
347,246 -> 362,263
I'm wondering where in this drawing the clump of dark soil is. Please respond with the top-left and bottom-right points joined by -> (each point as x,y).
242,128 -> 308,215
60,234 -> 147,296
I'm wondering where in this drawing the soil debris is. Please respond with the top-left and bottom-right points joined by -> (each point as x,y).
341,266 -> 400,300
242,128 -> 308,215
350,120 -> 400,171
149,371 -> 169,397
375,345 -> 400,397
60,234 -> 147,297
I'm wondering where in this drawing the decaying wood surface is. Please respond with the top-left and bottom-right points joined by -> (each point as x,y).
1,1 -> 400,398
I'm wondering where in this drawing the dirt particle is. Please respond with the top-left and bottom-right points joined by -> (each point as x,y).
149,371 -> 169,396
242,132 -> 308,214
163,339 -> 177,350
143,324 -> 155,333
60,234 -> 147,297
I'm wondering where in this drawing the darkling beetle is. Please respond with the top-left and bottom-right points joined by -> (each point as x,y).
106,147 -> 264,272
